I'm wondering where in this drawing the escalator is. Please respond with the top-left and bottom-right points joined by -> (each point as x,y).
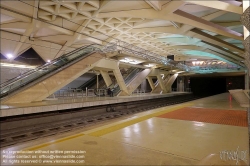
0,44 -> 105,104
112,68 -> 144,96
78,75 -> 105,90
78,76 -> 96,90
78,75 -> 106,96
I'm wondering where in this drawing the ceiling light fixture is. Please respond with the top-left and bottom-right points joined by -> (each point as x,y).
144,64 -> 154,67
0,63 -> 36,69
6,53 -> 13,59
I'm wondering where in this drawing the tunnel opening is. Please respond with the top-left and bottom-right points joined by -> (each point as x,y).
190,76 -> 244,96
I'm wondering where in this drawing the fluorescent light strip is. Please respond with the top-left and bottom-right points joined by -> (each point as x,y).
0,63 -> 36,69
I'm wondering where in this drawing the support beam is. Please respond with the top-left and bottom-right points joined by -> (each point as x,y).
35,35 -> 73,41
100,70 -> 112,87
145,1 -> 161,11
103,34 -> 119,45
12,0 -> 39,58
147,76 -> 155,90
54,19 -> 91,59
173,10 -> 243,41
187,1 -> 243,14
129,26 -> 243,54
156,74 -> 167,93
165,74 -> 178,92
151,74 -> 170,93
119,68 -> 152,95
190,29 -> 244,54
0,22 -> 30,29
160,1 -> 186,14
113,68 -> 129,95
53,1 -> 111,59
39,22 -> 74,35
97,9 -> 242,42
0,8 -> 32,23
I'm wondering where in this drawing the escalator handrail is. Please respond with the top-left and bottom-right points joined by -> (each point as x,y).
0,44 -> 102,89
124,68 -> 142,84
113,68 -> 137,89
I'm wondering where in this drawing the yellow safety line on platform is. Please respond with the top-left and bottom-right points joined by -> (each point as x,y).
88,103 -> 192,137
25,133 -> 85,151
23,103 -> 192,151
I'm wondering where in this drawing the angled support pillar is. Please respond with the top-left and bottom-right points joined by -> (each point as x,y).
157,74 -> 167,93
165,74 -> 178,93
119,68 -> 152,96
148,69 -> 169,93
100,70 -> 112,87
151,74 -> 170,93
113,67 -> 129,96
147,76 -> 155,90
94,59 -> 129,95
241,2 -> 250,165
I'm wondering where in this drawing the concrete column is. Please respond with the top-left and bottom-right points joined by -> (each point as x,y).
241,2 -> 250,164
242,1 -> 250,40
100,70 -> 112,87
245,70 -> 249,90
96,74 -> 99,89
165,74 -> 178,92
140,79 -> 147,91
147,76 -> 155,90
177,77 -> 184,92
113,68 -> 129,95
119,68 -> 152,96
157,74 -> 167,93
151,74 -> 170,93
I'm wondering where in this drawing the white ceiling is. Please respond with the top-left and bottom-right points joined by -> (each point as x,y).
0,0 -> 245,69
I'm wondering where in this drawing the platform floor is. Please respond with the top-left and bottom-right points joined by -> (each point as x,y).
1,93 -> 248,165
0,92 -> 189,117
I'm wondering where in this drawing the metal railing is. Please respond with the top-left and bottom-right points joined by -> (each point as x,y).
52,88 -> 109,99
185,88 -> 192,92
54,89 -> 86,99
189,64 -> 242,73
172,88 -> 191,92
132,89 -> 146,95
154,80 -> 159,87
172,88 -> 177,92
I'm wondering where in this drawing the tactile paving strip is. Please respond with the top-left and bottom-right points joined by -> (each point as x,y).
158,107 -> 247,127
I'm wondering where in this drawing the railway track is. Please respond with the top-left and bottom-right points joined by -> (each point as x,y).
0,94 -> 205,148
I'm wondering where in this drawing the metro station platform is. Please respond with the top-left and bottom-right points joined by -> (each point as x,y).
1,93 -> 248,165
0,92 -> 189,117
